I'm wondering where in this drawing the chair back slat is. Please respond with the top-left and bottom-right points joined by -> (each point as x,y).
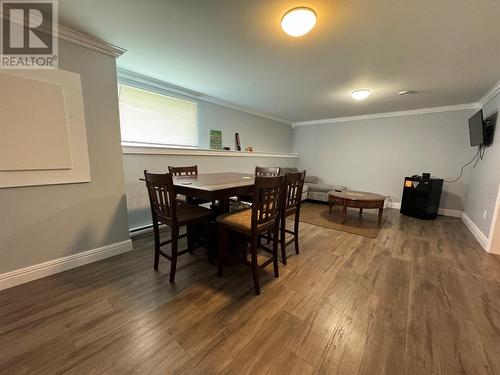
255,166 -> 280,177
283,171 -> 306,211
252,175 -> 285,228
144,170 -> 177,222
168,165 -> 198,176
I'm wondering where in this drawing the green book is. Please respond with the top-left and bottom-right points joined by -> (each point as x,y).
209,130 -> 222,150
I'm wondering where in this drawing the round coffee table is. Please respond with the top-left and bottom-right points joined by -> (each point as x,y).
328,190 -> 386,226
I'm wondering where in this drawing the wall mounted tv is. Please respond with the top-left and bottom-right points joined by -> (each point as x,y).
468,109 -> 496,146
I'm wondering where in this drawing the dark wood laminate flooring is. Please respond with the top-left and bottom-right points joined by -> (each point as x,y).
1,208 -> 500,374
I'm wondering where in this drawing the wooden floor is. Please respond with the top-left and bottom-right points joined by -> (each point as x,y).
2,208 -> 500,374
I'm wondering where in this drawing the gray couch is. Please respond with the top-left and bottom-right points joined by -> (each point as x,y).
305,175 -> 347,202
280,168 -> 346,202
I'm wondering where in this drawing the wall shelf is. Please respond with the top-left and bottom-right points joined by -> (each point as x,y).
122,144 -> 298,159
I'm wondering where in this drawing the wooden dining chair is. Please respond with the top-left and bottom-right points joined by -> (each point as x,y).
255,166 -> 280,177
168,165 -> 198,176
143,170 -> 212,282
279,170 -> 306,264
217,175 -> 286,295
168,165 -> 210,206
238,166 -> 281,203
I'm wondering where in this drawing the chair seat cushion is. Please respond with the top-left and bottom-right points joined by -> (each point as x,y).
217,208 -> 253,232
176,203 -> 212,224
217,208 -> 270,233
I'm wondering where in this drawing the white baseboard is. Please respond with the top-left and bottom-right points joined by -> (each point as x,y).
129,223 -> 174,238
386,201 -> 461,218
389,202 -> 488,251
461,213 -> 488,251
130,223 -> 154,238
438,208 -> 462,218
0,239 -> 133,291
387,201 -> 401,209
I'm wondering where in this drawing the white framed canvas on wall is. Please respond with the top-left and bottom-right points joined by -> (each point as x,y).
0,69 -> 90,188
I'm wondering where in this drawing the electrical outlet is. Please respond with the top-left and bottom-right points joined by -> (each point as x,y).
483,210 -> 487,220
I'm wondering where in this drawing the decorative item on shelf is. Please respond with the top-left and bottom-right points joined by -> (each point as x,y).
223,146 -> 231,151
210,130 -> 222,150
245,146 -> 254,152
235,133 -> 241,151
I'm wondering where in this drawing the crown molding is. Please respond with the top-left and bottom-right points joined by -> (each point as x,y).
116,68 -> 293,126
56,24 -> 126,58
293,103 -> 481,126
0,7 -> 126,58
478,80 -> 500,107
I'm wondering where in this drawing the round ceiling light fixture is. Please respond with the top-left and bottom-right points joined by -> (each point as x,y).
351,89 -> 372,100
281,7 -> 317,37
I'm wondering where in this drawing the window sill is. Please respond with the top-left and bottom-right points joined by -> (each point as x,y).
121,143 -> 298,159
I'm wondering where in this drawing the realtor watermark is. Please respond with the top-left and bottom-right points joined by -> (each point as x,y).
1,0 -> 58,68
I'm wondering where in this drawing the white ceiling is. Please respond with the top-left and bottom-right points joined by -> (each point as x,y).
59,0 -> 500,122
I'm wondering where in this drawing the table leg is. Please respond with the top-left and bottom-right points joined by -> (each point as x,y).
378,207 -> 383,226
342,205 -> 347,224
211,198 -> 230,215
221,198 -> 230,213
187,224 -> 194,253
208,220 -> 216,263
329,201 -> 333,215
359,208 -> 363,217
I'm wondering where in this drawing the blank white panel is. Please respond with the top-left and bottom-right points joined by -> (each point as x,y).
0,73 -> 72,171
0,69 -> 90,188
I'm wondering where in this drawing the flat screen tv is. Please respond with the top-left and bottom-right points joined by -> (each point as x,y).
468,109 -> 485,146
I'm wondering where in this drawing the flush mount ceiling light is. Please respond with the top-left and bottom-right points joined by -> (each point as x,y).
351,89 -> 371,100
281,7 -> 317,37
398,90 -> 413,96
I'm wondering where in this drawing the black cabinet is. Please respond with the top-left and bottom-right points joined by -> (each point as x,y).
400,176 -> 443,219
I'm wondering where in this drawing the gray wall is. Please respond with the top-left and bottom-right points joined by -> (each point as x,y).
124,154 -> 296,230
122,88 -> 295,231
293,109 -> 477,211
116,67 -> 296,232
464,92 -> 500,236
0,40 -> 130,274
198,102 -> 293,153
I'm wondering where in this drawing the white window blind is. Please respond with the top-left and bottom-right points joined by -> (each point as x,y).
118,84 -> 198,147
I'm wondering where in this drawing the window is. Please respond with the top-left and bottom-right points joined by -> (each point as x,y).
118,84 -> 198,147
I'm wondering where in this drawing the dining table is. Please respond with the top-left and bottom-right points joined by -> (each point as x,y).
172,172 -> 255,212
140,172 -> 257,260
172,172 -> 256,259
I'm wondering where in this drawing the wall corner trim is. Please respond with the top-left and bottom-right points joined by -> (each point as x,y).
0,239 -> 133,291
293,103 -> 481,126
478,80 -> 500,107
486,184 -> 500,254
116,68 -> 294,126
461,213 -> 489,251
